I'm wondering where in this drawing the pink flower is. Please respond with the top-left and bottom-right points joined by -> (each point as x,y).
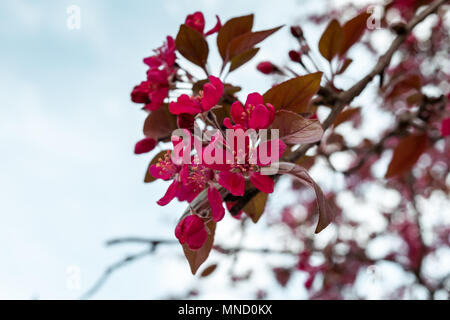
150,134 -> 217,206
224,93 -> 275,130
143,36 -> 176,68
257,61 -> 275,74
131,36 -> 177,111
208,186 -> 225,222
441,118 -> 450,137
185,12 -> 221,37
169,76 -> 224,115
175,215 -> 207,250
134,137 -> 157,154
203,129 -> 286,196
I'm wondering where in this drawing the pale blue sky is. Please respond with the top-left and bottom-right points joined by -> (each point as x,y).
2,0 -> 447,300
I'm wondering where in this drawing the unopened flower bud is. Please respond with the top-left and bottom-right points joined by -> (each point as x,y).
257,61 -> 276,74
289,50 -> 301,62
290,25 -> 303,39
301,44 -> 310,54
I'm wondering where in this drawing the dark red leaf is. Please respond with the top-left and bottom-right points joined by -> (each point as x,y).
217,14 -> 254,60
385,133 -> 428,178
225,26 -> 283,62
279,163 -> 336,233
176,24 -> 209,67
263,72 -> 323,113
272,110 -> 323,144
319,19 -> 343,62
182,220 -> 216,275
339,12 -> 370,57
229,47 -> 260,72
143,107 -> 177,141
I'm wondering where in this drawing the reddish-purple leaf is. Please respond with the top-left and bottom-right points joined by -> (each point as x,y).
243,191 -> 268,223
182,220 -> 216,275
385,133 -> 429,178
176,24 -> 209,68
143,107 -> 177,141
217,14 -> 254,60
333,107 -> 361,127
271,110 -> 323,144
386,74 -> 421,101
319,19 -> 343,62
263,72 -> 323,113
337,58 -> 353,74
339,12 -> 370,57
279,163 -> 336,233
229,47 -> 260,72
200,264 -> 218,277
273,267 -> 292,287
225,26 -> 283,62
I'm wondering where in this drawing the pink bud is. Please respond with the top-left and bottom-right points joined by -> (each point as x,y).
134,137 -> 156,154
289,50 -> 301,62
257,61 -> 275,74
290,25 -> 303,39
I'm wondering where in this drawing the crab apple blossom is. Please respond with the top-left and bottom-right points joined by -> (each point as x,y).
224,93 -> 275,130
169,76 -> 224,115
185,11 -> 221,36
202,129 -> 286,196
175,214 -> 208,250
131,36 -> 177,111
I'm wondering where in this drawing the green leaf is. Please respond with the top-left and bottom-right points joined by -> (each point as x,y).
217,14 -> 254,60
175,24 -> 209,68
319,19 -> 342,62
229,47 -> 260,72
263,72 -> 323,113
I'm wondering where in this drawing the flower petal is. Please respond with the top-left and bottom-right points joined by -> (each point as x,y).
157,180 -> 180,206
245,92 -> 264,108
208,186 -> 225,222
218,171 -> 245,196
230,101 -> 246,126
201,76 -> 224,111
250,171 -> 275,193
169,94 -> 201,115
205,15 -> 222,36
249,104 -> 271,129
256,139 -> 286,166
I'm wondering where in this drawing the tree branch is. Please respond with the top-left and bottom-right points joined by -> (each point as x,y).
221,0 -> 448,215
